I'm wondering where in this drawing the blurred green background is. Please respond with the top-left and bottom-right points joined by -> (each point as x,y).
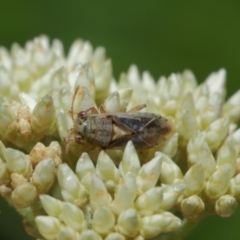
1,0 -> 240,239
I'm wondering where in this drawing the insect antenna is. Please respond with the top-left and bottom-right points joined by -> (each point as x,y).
71,86 -> 80,121
127,103 -> 146,113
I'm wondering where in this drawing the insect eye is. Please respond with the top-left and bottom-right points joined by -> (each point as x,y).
78,111 -> 87,119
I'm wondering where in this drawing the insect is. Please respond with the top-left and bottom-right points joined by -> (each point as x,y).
67,87 -> 173,151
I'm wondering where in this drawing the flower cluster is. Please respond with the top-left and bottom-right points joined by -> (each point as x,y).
0,35 -> 240,240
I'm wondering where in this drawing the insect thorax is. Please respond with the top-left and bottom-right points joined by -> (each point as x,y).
84,115 -> 113,148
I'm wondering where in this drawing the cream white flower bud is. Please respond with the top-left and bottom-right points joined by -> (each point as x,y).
92,206 -> 115,235
16,105 -> 31,140
32,158 -> 55,193
57,226 -> 79,240
49,141 -> 62,159
197,142 -> 216,179
31,95 -> 55,135
74,63 -> 95,98
159,133 -> 179,158
53,86 -> 72,114
181,69 -> 197,91
112,185 -> 134,216
187,131 -> 205,167
96,151 -> 120,193
0,47 -> 11,71
18,118 -> 31,139
119,141 -> 140,177
16,104 -> 31,122
226,128 -> 240,156
176,94 -> 197,145
184,163 -> 205,196
35,216 -> 61,240
118,88 -> 133,112
203,118 -> 229,152
0,185 -> 12,197
51,67 -> 68,93
177,93 -> 196,119
67,39 -> 91,69
60,202 -> 87,232
229,174 -> 240,199
209,93 -> 223,118
217,141 -> 236,177
116,208 -> 139,238
56,109 -> 71,141
90,174 -> 112,211
136,153 -> 162,193
215,195 -> 237,217
205,165 -> 232,199
3,147 -> 32,177
139,212 -> 181,238
142,71 -> 155,92
0,103 -> 15,135
135,187 -> 163,216
76,152 -> 96,190
77,87 -> 97,112
194,83 -> 209,104
181,195 -> 205,218
92,46 -> 107,72
10,173 -> 27,189
160,182 -> 186,211
78,230 -> 102,240
159,153 -> 183,184
101,91 -> 120,113
57,164 -> 87,207
29,142 -> 46,166
12,183 -> 37,208
110,77 -> 118,93
40,195 -> 63,218
205,68 -> 226,97
126,65 -> 140,86
105,232 -> 126,240
177,110 -> 197,146
123,172 -> 137,200
158,212 -> 182,233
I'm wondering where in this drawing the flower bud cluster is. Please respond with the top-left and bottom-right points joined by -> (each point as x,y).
36,142 -> 182,240
0,141 -> 62,208
1,36 -> 240,239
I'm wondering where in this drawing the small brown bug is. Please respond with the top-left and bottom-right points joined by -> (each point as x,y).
67,87 -> 173,151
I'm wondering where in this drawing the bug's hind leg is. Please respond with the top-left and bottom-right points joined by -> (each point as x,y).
127,104 -> 146,113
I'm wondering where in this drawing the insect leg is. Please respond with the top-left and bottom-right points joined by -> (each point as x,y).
99,104 -> 106,113
70,86 -> 81,120
65,138 -> 73,154
127,104 -> 146,113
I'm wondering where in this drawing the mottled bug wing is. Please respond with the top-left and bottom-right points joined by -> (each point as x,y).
109,112 -> 173,149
